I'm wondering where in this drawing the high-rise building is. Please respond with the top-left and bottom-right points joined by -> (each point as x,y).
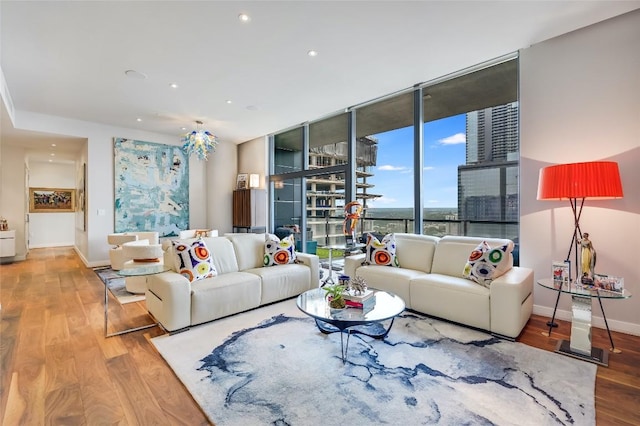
458,102 -> 519,240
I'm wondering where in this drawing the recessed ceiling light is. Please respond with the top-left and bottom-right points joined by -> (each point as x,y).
136,118 -> 142,122
307,50 -> 318,57
49,159 -> 53,162
226,100 -> 232,104
50,153 -> 55,156
170,83 -> 178,89
124,69 -> 147,79
180,127 -> 187,131
238,13 -> 250,22
51,143 -> 57,147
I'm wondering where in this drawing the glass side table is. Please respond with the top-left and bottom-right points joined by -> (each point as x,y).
537,278 -> 632,366
105,264 -> 168,337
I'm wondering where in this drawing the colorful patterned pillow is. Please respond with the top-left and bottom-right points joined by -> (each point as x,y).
364,233 -> 399,267
172,239 -> 217,282
462,240 -> 513,287
264,234 -> 297,266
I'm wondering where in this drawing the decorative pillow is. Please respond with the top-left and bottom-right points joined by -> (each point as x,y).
363,233 -> 399,267
264,234 -> 297,266
462,241 -> 513,287
172,239 -> 217,283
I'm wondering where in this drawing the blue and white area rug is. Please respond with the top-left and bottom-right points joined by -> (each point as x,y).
151,300 -> 596,426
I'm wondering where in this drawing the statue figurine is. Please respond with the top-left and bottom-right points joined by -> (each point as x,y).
579,232 -> 596,279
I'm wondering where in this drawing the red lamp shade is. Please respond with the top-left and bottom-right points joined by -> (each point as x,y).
537,161 -> 624,200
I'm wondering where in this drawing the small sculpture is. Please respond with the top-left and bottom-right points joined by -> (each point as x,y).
348,276 -> 368,295
579,232 -> 596,279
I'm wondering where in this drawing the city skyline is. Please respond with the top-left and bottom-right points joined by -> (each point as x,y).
366,113 -> 466,209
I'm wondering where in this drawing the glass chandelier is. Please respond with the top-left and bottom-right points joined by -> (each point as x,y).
181,120 -> 219,160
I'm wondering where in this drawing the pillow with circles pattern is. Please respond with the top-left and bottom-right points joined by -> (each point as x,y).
264,234 -> 297,266
363,233 -> 399,267
462,240 -> 513,287
172,239 -> 217,282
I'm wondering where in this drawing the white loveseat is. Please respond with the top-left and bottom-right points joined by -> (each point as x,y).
146,233 -> 320,332
344,234 -> 533,338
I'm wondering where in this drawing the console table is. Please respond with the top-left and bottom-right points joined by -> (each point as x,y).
537,278 -> 631,366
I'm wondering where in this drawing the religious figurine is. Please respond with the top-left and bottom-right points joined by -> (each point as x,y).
579,232 -> 596,279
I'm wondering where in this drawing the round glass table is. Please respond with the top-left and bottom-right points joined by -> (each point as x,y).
296,288 -> 405,363
537,278 -> 631,366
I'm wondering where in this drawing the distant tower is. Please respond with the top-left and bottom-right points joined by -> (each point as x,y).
458,102 -> 519,238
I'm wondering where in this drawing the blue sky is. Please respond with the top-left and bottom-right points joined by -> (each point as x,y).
367,114 -> 466,208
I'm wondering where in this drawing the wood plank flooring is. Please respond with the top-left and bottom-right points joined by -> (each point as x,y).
1,247 -> 639,425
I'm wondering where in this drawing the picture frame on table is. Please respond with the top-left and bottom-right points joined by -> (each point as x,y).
552,260 -> 570,285
593,273 -> 624,293
29,187 -> 76,213
236,173 -> 248,190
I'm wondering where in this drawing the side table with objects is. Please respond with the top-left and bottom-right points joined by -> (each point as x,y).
105,264 -> 168,337
537,278 -> 631,366
297,288 -> 405,363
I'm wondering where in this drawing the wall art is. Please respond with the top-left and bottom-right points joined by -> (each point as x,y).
114,138 -> 189,237
30,187 -> 76,213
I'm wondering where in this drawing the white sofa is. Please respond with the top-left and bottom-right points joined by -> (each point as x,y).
146,233 -> 320,332
344,234 -> 533,338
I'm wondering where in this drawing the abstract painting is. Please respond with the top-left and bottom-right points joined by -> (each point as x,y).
114,138 -> 189,237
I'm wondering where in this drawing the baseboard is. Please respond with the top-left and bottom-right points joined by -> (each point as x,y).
533,304 -> 640,337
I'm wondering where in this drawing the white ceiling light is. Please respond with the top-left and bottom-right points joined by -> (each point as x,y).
51,143 -> 56,147
226,100 -> 232,104
238,13 -> 250,22
170,83 -> 178,89
307,50 -> 318,57
136,118 -> 142,122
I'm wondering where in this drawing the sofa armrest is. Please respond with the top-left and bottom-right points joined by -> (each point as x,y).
146,271 -> 192,332
489,266 -> 534,338
296,252 -> 320,287
344,253 -> 366,279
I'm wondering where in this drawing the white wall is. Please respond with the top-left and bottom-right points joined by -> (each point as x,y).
28,161 -> 76,248
7,111 -> 209,266
238,136 -> 269,226
206,139 -> 238,234
0,144 -> 26,259
520,10 -> 640,335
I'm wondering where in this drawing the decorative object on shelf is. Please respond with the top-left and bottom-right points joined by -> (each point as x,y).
537,161 -> 623,280
593,273 -> 624,293
236,173 -> 248,189
323,284 -> 346,309
579,232 -> 596,279
342,201 -> 363,243
29,187 -> 76,212
0,217 -> 7,231
348,275 -> 368,295
181,120 -> 219,161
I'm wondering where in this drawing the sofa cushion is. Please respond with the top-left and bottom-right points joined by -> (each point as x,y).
394,233 -> 439,274
263,234 -> 297,266
364,233 -> 399,267
247,264 -> 311,305
172,239 -> 217,282
462,240 -> 513,287
351,264 -> 424,309
226,233 -> 267,271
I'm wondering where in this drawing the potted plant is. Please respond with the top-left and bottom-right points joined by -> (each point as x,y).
323,284 -> 346,309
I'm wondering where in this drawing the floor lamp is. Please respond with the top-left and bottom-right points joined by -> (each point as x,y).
538,161 -> 622,278
537,161 -> 624,282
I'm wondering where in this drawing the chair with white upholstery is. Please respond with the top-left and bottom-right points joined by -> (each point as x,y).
121,239 -> 164,294
107,231 -> 160,270
178,229 -> 219,239
107,233 -> 138,270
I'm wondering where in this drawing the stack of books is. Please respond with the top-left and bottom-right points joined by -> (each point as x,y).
343,289 -> 376,312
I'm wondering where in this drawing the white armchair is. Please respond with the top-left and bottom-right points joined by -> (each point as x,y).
121,239 -> 164,294
107,231 -> 160,270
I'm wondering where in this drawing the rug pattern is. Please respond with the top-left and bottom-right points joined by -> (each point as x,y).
94,267 -> 145,304
152,301 -> 596,426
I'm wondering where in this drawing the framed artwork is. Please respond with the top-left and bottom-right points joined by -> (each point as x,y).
114,138 -> 189,237
29,188 -> 76,212
76,163 -> 87,231
236,173 -> 248,189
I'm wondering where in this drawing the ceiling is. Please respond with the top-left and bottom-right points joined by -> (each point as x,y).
1,1 -> 639,161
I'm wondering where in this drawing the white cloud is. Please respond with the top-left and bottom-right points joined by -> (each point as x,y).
423,166 -> 434,171
438,133 -> 466,145
370,196 -> 397,206
378,165 -> 408,171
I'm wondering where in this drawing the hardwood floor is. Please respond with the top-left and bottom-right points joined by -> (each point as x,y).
1,247 -> 639,425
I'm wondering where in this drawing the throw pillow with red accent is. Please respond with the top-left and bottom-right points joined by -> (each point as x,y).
264,234 -> 297,266
363,233 -> 399,267
172,239 -> 217,282
462,240 -> 513,287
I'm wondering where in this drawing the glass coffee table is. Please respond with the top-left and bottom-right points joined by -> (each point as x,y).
296,288 -> 405,363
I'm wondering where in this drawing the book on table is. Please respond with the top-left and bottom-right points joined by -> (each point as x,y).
342,289 -> 374,302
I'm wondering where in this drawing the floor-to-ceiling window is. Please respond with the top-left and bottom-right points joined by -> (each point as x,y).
270,55 -> 519,256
